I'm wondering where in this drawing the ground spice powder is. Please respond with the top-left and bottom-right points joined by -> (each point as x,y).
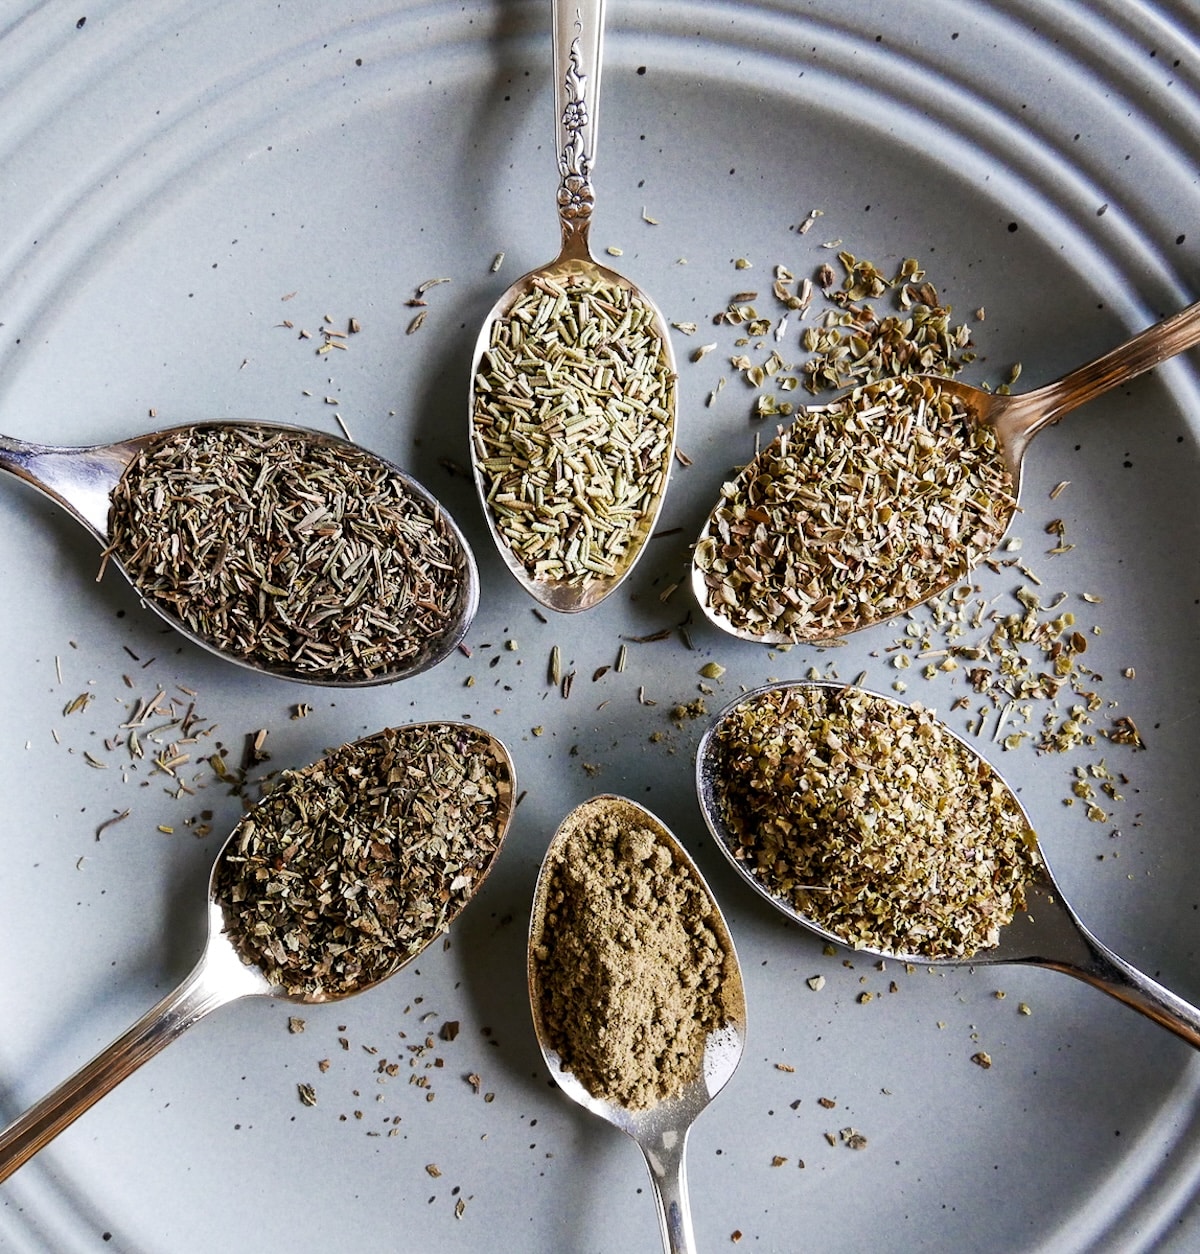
531,799 -> 735,1110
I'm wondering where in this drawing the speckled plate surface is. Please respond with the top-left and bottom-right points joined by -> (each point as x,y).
2,2 -> 1200,1251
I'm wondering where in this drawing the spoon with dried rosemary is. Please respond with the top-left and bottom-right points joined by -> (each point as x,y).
697,680 -> 1200,1049
0,420 -> 478,684
528,795 -> 746,1254
468,0 -> 677,613
693,297 -> 1200,644
0,722 -> 515,1183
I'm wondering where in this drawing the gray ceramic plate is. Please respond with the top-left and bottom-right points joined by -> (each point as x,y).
2,2 -> 1200,1250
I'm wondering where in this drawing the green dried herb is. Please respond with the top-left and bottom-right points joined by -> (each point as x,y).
708,685 -> 1039,960
471,272 -> 675,586
214,724 -> 511,999
695,376 -> 1016,641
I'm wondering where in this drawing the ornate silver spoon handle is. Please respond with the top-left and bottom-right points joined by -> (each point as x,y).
554,0 -> 605,257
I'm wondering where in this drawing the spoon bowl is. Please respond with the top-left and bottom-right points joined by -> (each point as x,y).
528,795 -> 746,1254
0,420 -> 479,685
697,680 -> 1200,1050
0,722 -> 515,1183
693,296 -> 1200,644
468,0 -> 677,613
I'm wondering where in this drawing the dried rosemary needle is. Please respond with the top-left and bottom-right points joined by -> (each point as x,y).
107,424 -> 472,682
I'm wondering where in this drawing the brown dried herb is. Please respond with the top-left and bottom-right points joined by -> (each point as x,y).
531,799 -> 738,1110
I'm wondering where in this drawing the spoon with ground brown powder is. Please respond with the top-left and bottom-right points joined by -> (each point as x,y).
528,795 -> 747,1253
697,680 -> 1200,1049
0,722 -> 515,1182
693,297 -> 1200,644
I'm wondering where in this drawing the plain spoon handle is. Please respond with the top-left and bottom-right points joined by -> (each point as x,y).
1038,913 -> 1200,1049
0,433 -> 132,537
0,947 -> 241,1183
639,1130 -> 697,1254
1023,297 -> 1200,435
553,0 -> 605,257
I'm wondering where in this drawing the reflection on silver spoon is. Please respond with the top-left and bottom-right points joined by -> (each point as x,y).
697,681 -> 1200,1050
0,420 -> 478,686
0,722 -> 515,1182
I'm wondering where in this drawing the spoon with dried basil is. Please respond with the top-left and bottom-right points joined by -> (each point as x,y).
528,795 -> 746,1253
693,297 -> 1200,644
697,680 -> 1200,1049
468,0 -> 677,613
0,722 -> 515,1183
0,420 -> 478,684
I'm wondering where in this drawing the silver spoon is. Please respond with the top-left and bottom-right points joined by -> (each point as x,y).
468,0 -> 678,613
697,680 -> 1200,1049
0,722 -> 515,1183
692,296 -> 1200,644
528,795 -> 746,1254
0,419 -> 479,685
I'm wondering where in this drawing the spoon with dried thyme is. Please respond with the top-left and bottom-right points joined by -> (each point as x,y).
468,0 -> 677,613
528,795 -> 746,1254
0,420 -> 478,684
693,297 -> 1200,644
697,681 -> 1200,1049
0,722 -> 515,1182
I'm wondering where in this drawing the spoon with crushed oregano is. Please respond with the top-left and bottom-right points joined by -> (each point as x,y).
0,722 -> 516,1183
697,680 -> 1200,1050
0,420 -> 478,684
528,794 -> 746,1254
693,297 -> 1200,644
468,0 -> 677,613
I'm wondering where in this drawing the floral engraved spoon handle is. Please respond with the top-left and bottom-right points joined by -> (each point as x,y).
554,0 -> 605,260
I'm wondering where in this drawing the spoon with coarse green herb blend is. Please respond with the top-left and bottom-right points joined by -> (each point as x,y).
468,0 -> 677,613
0,420 -> 478,684
697,680 -> 1200,1050
693,297 -> 1200,644
529,795 -> 746,1254
0,722 -> 515,1183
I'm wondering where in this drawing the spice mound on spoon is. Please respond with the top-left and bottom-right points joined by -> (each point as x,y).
0,722 -> 515,1182
0,421 -> 478,685
468,0 -> 677,613
693,295 -> 1200,644
529,795 -> 746,1253
697,681 -> 1200,1049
